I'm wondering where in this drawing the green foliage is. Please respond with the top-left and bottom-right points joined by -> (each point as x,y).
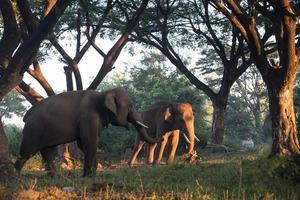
224,67 -> 270,146
99,125 -> 135,156
97,51 -> 210,154
272,155 -> 300,183
4,124 -> 22,157
224,94 -> 271,148
261,114 -> 272,141
225,96 -> 254,140
0,90 -> 27,118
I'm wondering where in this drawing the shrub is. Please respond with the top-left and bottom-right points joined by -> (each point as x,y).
4,124 -> 22,157
98,125 -> 135,157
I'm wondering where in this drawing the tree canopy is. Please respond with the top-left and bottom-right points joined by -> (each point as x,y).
0,2 -> 300,182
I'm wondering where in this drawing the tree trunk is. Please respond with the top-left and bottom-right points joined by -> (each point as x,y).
253,106 -> 262,131
58,67 -> 80,170
64,66 -> 73,91
268,83 -> 300,155
88,0 -> 150,89
0,117 -> 16,184
211,103 -> 226,144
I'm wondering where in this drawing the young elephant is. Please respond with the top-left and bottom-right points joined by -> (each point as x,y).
129,102 -> 198,167
15,88 -> 160,177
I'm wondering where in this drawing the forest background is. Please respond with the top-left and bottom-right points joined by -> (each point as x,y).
1,0 -> 299,157
1,0 -> 300,198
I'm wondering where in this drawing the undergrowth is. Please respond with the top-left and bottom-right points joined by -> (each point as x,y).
2,152 -> 300,200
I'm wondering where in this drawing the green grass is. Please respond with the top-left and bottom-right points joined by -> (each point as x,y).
2,151 -> 300,199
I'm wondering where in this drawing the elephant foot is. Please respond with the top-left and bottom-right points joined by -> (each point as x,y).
14,158 -> 26,174
146,161 -> 153,165
128,162 -> 139,168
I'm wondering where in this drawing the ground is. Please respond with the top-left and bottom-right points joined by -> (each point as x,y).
1,150 -> 300,200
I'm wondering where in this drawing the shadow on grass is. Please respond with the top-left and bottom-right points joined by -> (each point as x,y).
2,152 -> 300,199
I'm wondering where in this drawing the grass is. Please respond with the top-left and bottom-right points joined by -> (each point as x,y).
2,151 -> 300,199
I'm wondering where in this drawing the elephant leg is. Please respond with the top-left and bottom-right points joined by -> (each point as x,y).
40,147 -> 57,176
82,138 -> 98,177
14,157 -> 28,174
166,130 -> 179,164
14,140 -> 39,173
154,135 -> 169,165
128,136 -> 145,167
80,116 -> 99,177
147,143 -> 157,164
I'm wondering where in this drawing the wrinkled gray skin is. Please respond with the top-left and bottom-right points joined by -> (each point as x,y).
15,88 -> 159,177
129,102 -> 195,167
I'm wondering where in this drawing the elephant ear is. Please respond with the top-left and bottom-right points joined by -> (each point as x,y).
104,92 -> 117,116
164,107 -> 173,123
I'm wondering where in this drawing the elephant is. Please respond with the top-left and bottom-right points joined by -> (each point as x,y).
15,88 -> 160,176
128,102 -> 199,167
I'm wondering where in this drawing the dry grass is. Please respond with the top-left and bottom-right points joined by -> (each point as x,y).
2,151 -> 300,200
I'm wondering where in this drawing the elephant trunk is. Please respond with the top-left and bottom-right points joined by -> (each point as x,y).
128,108 -> 161,144
134,123 -> 160,144
184,122 -> 195,154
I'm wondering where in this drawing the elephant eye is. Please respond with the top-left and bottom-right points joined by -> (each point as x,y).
129,104 -> 133,110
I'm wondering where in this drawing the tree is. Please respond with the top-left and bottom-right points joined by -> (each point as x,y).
111,0 -> 253,144
0,117 -> 14,183
225,96 -> 255,143
210,0 -> 300,155
0,0 -> 152,177
0,90 -> 27,118
295,73 -> 300,135
233,66 -> 268,132
0,0 -> 71,98
0,0 -> 72,183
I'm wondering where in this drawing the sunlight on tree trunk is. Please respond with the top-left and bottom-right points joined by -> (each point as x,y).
209,0 -> 300,156
269,85 -> 300,155
44,0 -> 58,16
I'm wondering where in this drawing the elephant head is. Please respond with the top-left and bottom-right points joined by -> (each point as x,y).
103,88 -> 159,144
165,103 -> 196,154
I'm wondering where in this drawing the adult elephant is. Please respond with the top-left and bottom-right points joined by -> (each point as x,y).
15,88 -> 160,177
129,102 -> 198,167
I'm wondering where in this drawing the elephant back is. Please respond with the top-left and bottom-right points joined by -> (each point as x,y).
141,102 -> 174,135
23,90 -> 92,122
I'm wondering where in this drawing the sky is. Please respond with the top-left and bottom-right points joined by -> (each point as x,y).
4,37 -> 200,126
23,39 -> 140,96
4,39 -> 143,126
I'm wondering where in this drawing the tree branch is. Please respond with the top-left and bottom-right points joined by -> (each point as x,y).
16,81 -> 44,104
0,0 -> 21,68
26,60 -> 55,96
0,0 -> 72,99
88,0 -> 150,89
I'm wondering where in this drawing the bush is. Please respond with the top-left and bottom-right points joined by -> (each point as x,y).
4,124 -> 22,157
275,155 -> 300,183
98,125 -> 135,157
